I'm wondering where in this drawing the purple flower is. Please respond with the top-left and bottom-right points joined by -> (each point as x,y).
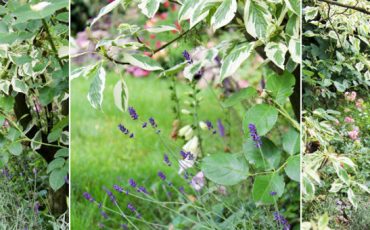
127,203 -> 136,212
142,122 -> 147,128
129,133 -> 134,138
138,186 -> 148,194
179,186 -> 185,194
191,171 -> 205,191
205,120 -> 213,130
113,185 -> 124,193
248,124 -> 262,148
129,179 -> 137,188
128,106 -> 138,120
149,117 -> 157,128
100,210 -> 108,219
182,50 -> 193,64
158,171 -> 166,180
136,213 -> 142,219
164,154 -> 171,166
103,187 -> 117,205
270,191 -> 277,196
83,192 -> 94,202
273,212 -> 290,230
215,56 -> 221,66
34,202 -> 40,214
217,119 -> 225,137
118,124 -> 130,135
98,223 -> 105,228
121,224 -> 128,230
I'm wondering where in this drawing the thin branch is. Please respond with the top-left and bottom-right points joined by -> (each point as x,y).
317,0 -> 370,15
42,19 -> 64,68
103,52 -> 129,65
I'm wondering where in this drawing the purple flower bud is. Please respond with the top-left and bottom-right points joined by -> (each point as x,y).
113,185 -> 124,193
164,154 -> 171,166
149,117 -> 157,128
100,210 -> 108,219
205,120 -> 213,130
248,123 -> 262,148
127,203 -> 136,212
103,187 -> 117,205
273,212 -> 290,230
270,191 -> 277,196
142,122 -> 147,128
138,186 -> 148,194
158,171 -> 166,181
129,178 -> 137,188
182,50 -> 193,64
83,192 -> 94,202
121,224 -> 128,230
128,106 -> 138,120
217,119 -> 225,137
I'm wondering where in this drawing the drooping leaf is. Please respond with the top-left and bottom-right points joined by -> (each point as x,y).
8,142 -> 23,156
31,130 -> 42,150
284,0 -> 300,15
243,104 -> 278,136
282,127 -> 300,155
244,0 -> 272,39
211,0 -> 237,31
160,62 -> 187,77
113,78 -> 129,112
87,64 -> 106,109
220,42 -> 255,81
91,0 -> 122,27
202,153 -> 249,186
252,173 -> 285,205
289,38 -> 301,63
178,0 -> 197,21
49,168 -> 67,191
123,54 -> 163,71
138,0 -> 161,18
47,158 -> 65,174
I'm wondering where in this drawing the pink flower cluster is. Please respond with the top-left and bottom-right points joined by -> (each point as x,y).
344,91 -> 357,101
344,117 -> 354,123
348,127 -> 360,140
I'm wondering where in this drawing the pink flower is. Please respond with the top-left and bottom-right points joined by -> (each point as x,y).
126,66 -> 150,77
334,119 -> 340,126
355,99 -> 364,109
344,117 -> 354,123
344,91 -> 357,101
348,127 -> 359,140
191,171 -> 205,191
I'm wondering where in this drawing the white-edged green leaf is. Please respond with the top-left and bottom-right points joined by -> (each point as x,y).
113,78 -> 129,112
91,0 -> 122,27
220,42 -> 255,81
178,0 -> 197,21
183,61 -> 202,81
138,0 -> 161,18
123,53 -> 163,71
189,1 -> 214,28
265,42 -> 288,70
31,130 -> 42,150
244,0 -> 272,39
160,61 -> 187,77
347,188 -> 357,209
211,0 -> 237,31
304,6 -> 318,21
286,14 -> 299,38
356,183 -> 370,194
329,180 -> 344,193
289,38 -> 301,63
146,25 -> 178,33
284,0 -> 300,15
11,78 -> 29,94
87,64 -> 106,109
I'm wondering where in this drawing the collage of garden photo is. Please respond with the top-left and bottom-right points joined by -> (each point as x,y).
0,0 -> 369,229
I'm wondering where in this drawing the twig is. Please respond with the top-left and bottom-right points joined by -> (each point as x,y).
317,0 -> 370,15
42,19 -> 64,68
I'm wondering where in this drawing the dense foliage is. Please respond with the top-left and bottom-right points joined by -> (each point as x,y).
0,0 -> 69,228
302,0 -> 370,228
73,0 -> 302,229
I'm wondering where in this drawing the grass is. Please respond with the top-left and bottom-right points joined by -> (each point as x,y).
70,72 -> 243,229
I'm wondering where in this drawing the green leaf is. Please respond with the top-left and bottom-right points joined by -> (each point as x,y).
266,71 -> 295,105
210,0 -> 237,31
13,0 -> 69,23
0,96 -> 15,112
31,130 -> 42,150
265,42 -> 288,70
178,0 -> 197,21
329,180 -> 344,193
87,64 -> 106,109
282,127 -> 300,155
304,6 -> 318,21
11,78 -> 29,94
318,213 -> 329,229
284,155 -> 300,182
39,86 -> 56,106
183,61 -> 202,81
286,14 -> 299,38
347,188 -> 357,209
332,161 -> 350,185
159,62 -> 187,77
55,149 -> 69,158
123,54 -> 163,71
284,0 -> 300,15
49,168 -> 67,191
243,104 -> 278,136
8,142 -> 23,156
289,38 -> 301,63
113,78 -> 129,112
252,173 -> 285,205
139,0 -> 161,18
91,0 -> 122,27
244,0 -> 272,39
222,87 -> 257,107
244,137 -> 281,170
146,25 -> 178,33
202,153 -> 249,186
220,42 -> 255,81
47,158 -> 65,174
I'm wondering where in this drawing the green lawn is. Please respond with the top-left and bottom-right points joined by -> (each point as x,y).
70,72 -> 243,229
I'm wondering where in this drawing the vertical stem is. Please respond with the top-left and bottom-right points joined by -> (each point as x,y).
42,19 -> 63,68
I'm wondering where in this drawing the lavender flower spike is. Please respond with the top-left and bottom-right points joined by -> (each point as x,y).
158,171 -> 166,180
83,192 -> 94,202
129,178 -> 137,188
182,50 -> 193,64
164,154 -> 171,166
273,212 -> 290,230
128,106 -> 138,120
217,119 -> 225,137
103,187 -> 117,205
248,123 -> 262,148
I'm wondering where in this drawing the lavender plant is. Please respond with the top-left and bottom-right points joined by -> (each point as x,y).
72,0 -> 302,228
